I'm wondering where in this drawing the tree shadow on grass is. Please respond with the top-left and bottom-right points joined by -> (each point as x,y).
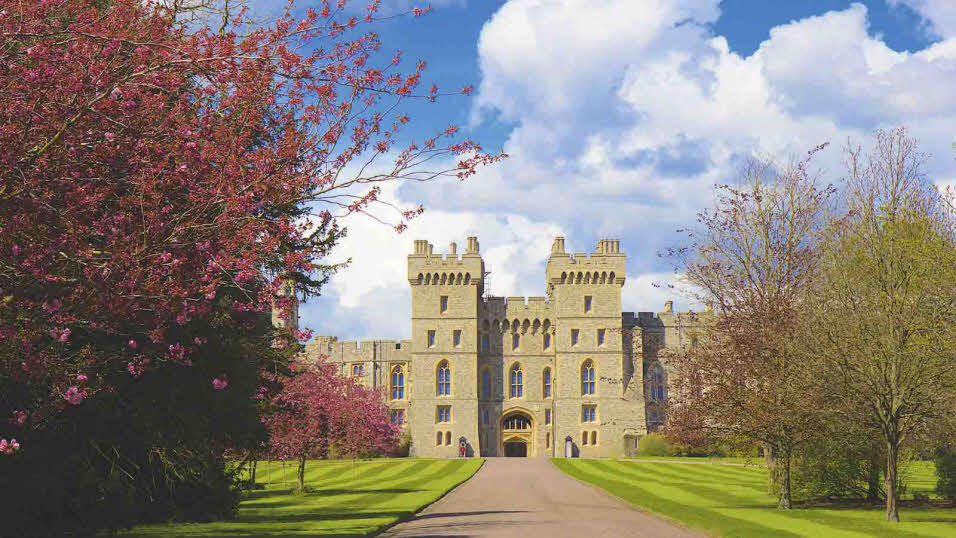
585,462 -> 954,538
562,462 -> 802,538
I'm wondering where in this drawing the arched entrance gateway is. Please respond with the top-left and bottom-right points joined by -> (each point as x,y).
499,410 -> 534,457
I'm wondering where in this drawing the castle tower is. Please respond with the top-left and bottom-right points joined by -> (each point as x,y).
271,279 -> 299,332
406,238 -> 484,457
545,237 -> 634,457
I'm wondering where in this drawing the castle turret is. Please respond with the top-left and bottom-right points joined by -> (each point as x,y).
406,238 -> 484,457
545,236 -> 630,458
271,279 -> 299,332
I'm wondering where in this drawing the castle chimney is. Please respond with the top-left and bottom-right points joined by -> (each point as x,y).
551,236 -> 566,254
465,236 -> 479,254
449,241 -> 457,256
663,300 -> 674,313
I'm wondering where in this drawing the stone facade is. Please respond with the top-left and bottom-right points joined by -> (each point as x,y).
304,236 -> 698,458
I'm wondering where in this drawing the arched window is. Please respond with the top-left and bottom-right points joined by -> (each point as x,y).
509,363 -> 523,398
581,360 -> 595,395
650,363 -> 666,401
481,369 -> 491,400
503,414 -> 531,430
437,360 -> 451,396
543,367 -> 552,398
445,431 -> 452,445
391,365 -> 404,400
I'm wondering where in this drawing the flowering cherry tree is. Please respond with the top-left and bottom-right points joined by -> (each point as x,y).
0,0 -> 500,445
266,359 -> 396,492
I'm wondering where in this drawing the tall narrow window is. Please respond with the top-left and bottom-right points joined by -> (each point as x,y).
427,330 -> 436,348
483,410 -> 489,424
650,363 -> 666,401
440,295 -> 448,313
352,363 -> 364,376
437,405 -> 451,422
481,369 -> 490,399
584,296 -> 592,313
453,330 -> 462,347
391,365 -> 404,400
545,409 -> 552,425
436,432 -> 443,445
543,367 -> 552,398
591,431 -> 598,445
581,360 -> 595,395
571,329 -> 579,346
509,363 -> 523,398
547,432 -> 551,449
582,431 -> 589,446
512,333 -> 520,350
445,431 -> 452,445
597,328 -> 605,346
390,409 -> 404,424
437,360 -> 451,396
482,334 -> 489,352
543,333 -> 551,349
582,404 -> 596,422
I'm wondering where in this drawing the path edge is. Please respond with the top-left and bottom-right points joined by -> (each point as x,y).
372,458 -> 487,537
547,458 -> 708,537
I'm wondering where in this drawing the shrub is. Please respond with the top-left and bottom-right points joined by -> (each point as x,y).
638,433 -> 674,456
392,429 -> 413,458
935,448 -> 956,500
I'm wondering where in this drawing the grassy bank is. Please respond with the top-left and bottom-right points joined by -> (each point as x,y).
553,458 -> 953,537
119,458 -> 483,537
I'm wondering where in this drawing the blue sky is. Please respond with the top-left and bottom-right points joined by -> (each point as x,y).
278,0 -> 956,341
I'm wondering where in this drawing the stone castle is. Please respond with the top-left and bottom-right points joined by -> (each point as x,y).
304,236 -> 698,458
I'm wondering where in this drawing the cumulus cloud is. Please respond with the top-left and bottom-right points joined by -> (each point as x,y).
300,182 -> 564,339
890,0 -> 956,38
303,0 -> 956,339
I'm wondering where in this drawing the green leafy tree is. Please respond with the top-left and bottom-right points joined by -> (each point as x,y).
664,149 -> 833,509
806,128 -> 956,522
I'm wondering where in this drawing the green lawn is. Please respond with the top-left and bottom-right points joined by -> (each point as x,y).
553,458 -> 955,537
626,454 -> 762,466
120,458 -> 483,537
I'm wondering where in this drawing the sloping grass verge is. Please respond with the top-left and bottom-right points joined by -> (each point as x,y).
553,458 -> 954,538
117,458 -> 483,537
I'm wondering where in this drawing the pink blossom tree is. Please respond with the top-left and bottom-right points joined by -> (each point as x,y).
266,359 -> 396,492
0,0 -> 500,441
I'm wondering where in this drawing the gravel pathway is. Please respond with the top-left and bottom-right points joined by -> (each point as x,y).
379,457 -> 701,537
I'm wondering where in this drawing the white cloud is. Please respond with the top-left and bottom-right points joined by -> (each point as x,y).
890,0 -> 956,38
304,0 -> 956,339
300,184 -> 564,339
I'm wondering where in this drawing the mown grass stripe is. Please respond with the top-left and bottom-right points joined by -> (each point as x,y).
553,458 -> 955,538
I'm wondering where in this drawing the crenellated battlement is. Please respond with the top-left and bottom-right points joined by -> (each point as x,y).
545,236 -> 626,288
408,237 -> 484,290
306,335 -> 410,364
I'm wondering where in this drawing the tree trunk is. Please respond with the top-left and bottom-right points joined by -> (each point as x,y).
765,444 -> 777,496
866,451 -> 881,502
777,449 -> 792,510
249,458 -> 257,485
885,440 -> 899,522
297,453 -> 307,493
